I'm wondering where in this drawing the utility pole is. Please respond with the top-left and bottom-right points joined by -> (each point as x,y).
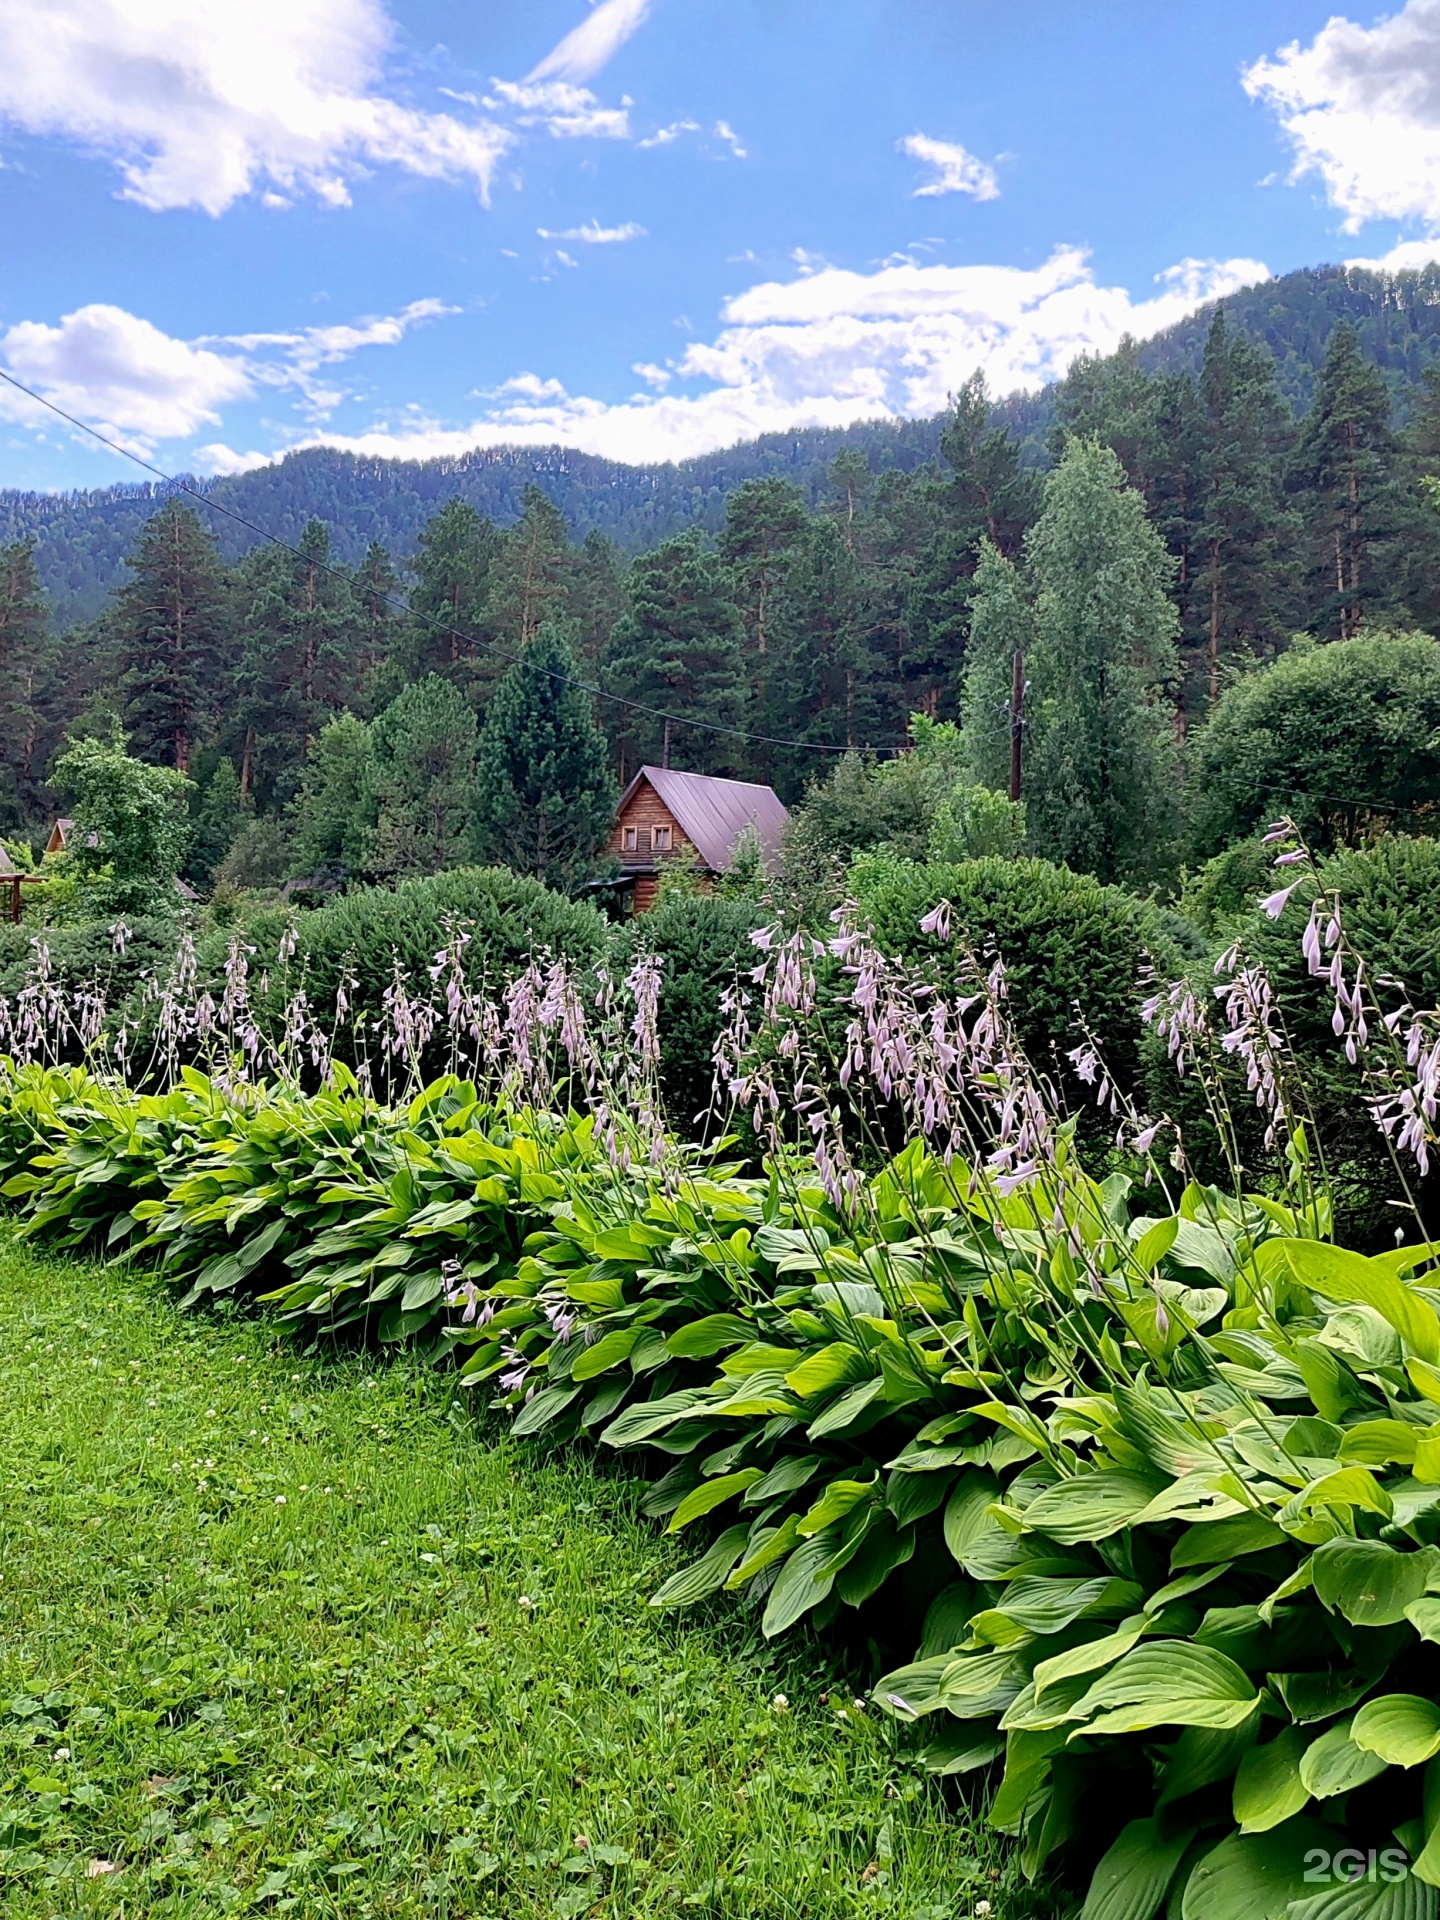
1009,649 -> 1024,805
662,716 -> 672,770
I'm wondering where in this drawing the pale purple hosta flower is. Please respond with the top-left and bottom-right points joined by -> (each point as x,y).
498,1344 -> 530,1394
277,921 -> 299,965
1214,946 -> 1290,1150
540,1295 -> 577,1344
109,919 -> 132,957
1143,980 -> 1209,1079
1262,821 -> 1294,845
1131,1120 -> 1163,1155
1272,851 -> 1305,869
1260,883 -> 1302,920
919,900 -> 952,942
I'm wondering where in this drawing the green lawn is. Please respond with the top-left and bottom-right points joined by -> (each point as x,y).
0,1235 -> 1014,1918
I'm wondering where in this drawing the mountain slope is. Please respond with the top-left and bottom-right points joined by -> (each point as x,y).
4,260 -> 1440,628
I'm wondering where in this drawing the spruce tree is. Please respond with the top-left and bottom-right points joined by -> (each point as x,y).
1293,322 -> 1400,637
115,502 -> 232,774
364,677 -> 477,880
470,623 -> 617,884
602,531 -> 746,779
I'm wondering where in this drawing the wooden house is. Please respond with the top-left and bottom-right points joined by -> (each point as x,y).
606,766 -> 789,913
0,840 -> 44,924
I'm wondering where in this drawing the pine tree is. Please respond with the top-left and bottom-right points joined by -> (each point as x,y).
364,677 -> 477,880
470,624 -> 617,884
1190,309 -> 1299,711
602,531 -> 746,779
764,518 -> 881,799
719,479 -> 810,778
115,503 -> 232,774
232,522 -> 357,809
397,500 -> 498,692
570,531 -> 627,668
976,439 -> 1180,883
1293,322 -> 1400,637
351,541 -> 401,708
0,539 -> 52,822
487,487 -> 573,657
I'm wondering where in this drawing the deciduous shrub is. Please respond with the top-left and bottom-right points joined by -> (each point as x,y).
848,853 -> 1182,1117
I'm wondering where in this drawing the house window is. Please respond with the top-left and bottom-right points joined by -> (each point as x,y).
622,826 -> 638,852
652,826 -> 672,852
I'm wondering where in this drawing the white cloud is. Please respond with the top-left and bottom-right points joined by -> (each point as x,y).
537,220 -> 646,243
899,133 -> 1000,202
0,305 -> 253,448
714,120 -> 748,160
639,118 -> 699,149
272,247 -> 1271,469
0,0 -> 514,216
1245,1 -> 1440,231
1346,236 -> 1440,271
479,79 -> 630,142
529,0 -> 653,86
0,295 -> 451,452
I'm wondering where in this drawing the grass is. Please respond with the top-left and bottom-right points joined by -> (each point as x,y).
0,1234 -> 1015,1919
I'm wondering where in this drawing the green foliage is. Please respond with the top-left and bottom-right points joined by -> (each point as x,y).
603,530 -> 746,777
1179,838 -> 1276,939
115,502 -> 232,775
967,439 -> 1181,884
1224,835 -> 1440,1238
621,892 -> 765,1131
221,865 -> 608,1073
13,1058 -> 1440,1914
0,1240 -> 993,1918
470,624 -> 617,886
1189,631 -> 1440,856
50,729 -> 192,917
364,676 -> 477,882
847,852 -> 1176,1112
288,712 -> 374,878
184,755 -> 243,887
927,786 -> 1026,862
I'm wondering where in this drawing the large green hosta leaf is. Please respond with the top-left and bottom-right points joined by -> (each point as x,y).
1068,1642 -> 1258,1737
1022,1470 -> 1167,1545
1312,1538 -> 1440,1628
1180,1818 -> 1338,1920
1080,1816 -> 1195,1920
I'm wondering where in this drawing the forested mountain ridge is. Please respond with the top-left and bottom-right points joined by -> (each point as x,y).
7,260 -> 1440,626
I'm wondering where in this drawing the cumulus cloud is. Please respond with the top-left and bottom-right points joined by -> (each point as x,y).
899,133 -> 1000,201
0,0 -> 512,216
1346,236 -> 1440,271
537,220 -> 646,243
529,0 -> 654,85
713,120 -> 748,160
274,248 -> 1271,469
1245,0 -> 1440,231
0,305 -> 253,448
0,296 -> 450,452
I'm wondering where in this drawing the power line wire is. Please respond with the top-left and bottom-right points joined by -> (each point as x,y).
0,366 -> 905,760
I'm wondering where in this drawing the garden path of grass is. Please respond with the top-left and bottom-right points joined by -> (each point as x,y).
0,1235 -> 1014,1919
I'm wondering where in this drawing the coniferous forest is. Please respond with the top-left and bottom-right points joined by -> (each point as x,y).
1,261 -> 1440,901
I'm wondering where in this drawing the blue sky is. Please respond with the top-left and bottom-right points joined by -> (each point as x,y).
1,0 -> 1439,490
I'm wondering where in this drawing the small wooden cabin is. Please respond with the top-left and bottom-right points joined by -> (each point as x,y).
607,766 -> 789,913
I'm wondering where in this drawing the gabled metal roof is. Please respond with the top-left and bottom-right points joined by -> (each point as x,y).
618,766 -> 789,872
